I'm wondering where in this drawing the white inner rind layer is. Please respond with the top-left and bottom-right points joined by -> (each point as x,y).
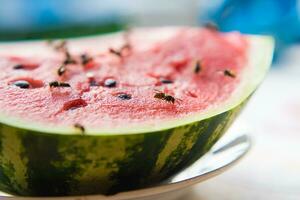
0,32 -> 274,135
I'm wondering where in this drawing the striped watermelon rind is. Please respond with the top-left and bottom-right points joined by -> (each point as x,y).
0,33 -> 274,196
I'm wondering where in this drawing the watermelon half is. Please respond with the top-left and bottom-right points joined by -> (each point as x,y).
0,27 -> 273,196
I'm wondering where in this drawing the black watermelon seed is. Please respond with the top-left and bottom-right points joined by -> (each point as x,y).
13,80 -> 30,89
13,64 -> 25,70
104,79 -> 117,88
160,79 -> 173,84
117,93 -> 131,100
89,80 -> 99,87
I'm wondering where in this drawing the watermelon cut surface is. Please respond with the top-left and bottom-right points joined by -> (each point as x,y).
0,27 -> 273,196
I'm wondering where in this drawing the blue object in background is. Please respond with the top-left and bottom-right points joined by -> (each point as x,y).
199,0 -> 300,60
0,0 -> 124,31
0,0 -> 127,40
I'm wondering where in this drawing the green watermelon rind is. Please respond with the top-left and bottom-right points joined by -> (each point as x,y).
0,33 -> 274,196
0,102 -> 246,196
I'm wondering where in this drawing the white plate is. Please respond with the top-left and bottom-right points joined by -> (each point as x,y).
0,129 -> 251,200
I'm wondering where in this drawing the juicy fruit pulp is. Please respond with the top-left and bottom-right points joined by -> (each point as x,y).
0,27 -> 274,196
0,28 -> 247,132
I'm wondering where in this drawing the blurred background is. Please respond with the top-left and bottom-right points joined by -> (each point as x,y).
0,0 -> 299,199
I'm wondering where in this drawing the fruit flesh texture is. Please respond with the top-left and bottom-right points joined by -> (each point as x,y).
0,28 -> 247,130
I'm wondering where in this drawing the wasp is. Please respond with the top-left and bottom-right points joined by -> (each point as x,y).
63,51 -> 77,65
223,69 -> 236,78
109,38 -> 132,58
49,81 -> 71,88
194,60 -> 202,74
154,90 -> 180,104
204,22 -> 219,31
109,48 -> 123,57
74,123 -> 85,135
80,53 -> 93,65
47,40 -> 67,52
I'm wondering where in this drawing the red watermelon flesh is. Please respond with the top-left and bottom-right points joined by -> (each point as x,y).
0,27 -> 248,132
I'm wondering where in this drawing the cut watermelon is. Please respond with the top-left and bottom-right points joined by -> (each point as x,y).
0,27 -> 273,196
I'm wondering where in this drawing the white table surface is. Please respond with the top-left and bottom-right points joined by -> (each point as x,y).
180,47 -> 300,200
